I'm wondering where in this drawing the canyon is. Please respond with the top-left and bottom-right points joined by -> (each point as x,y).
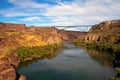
0,20 -> 120,80
0,22 -> 83,80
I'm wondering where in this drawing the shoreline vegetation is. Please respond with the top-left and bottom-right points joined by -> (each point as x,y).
73,40 -> 120,80
74,40 -> 120,53
10,43 -> 61,80
16,43 -> 62,62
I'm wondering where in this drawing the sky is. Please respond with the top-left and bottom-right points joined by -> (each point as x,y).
0,0 -> 120,27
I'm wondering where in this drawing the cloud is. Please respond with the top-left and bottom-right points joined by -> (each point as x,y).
8,0 -> 49,8
45,3 -> 84,16
44,0 -> 120,25
0,0 -> 50,17
45,0 -> 120,16
48,16 -> 117,26
0,0 -> 120,27
20,16 -> 41,21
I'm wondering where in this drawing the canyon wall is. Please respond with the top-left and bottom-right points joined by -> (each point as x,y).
0,52 -> 19,80
80,20 -> 120,43
0,22 -> 26,32
0,24 -> 62,49
0,22 -> 83,50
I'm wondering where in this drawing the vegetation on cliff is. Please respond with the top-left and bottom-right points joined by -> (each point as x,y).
16,44 -> 61,62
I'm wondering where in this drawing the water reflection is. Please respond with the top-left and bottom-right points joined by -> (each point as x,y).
17,42 -> 116,80
86,48 -> 113,67
17,52 -> 59,69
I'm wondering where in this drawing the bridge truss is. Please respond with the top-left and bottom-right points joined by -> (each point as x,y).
55,25 -> 93,32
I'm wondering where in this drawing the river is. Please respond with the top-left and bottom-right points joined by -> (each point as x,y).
17,42 -> 116,80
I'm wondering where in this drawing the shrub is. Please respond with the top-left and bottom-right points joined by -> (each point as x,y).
16,44 -> 61,62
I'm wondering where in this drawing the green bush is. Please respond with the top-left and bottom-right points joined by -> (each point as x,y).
74,40 -> 120,53
16,44 -> 61,62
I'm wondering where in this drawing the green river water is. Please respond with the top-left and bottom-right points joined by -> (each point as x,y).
17,42 -> 116,80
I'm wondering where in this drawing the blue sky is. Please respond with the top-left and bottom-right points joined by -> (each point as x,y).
0,0 -> 120,26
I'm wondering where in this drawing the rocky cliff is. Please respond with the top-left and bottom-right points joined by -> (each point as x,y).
0,24 -> 63,49
89,20 -> 120,33
0,51 -> 18,80
0,22 -> 83,49
0,51 -> 26,80
0,22 -> 26,32
81,20 -> 120,43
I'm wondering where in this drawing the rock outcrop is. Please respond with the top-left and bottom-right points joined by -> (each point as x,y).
83,33 -> 103,42
89,20 -> 120,33
0,22 -> 84,49
0,52 -> 19,80
0,26 -> 62,49
0,22 -> 26,32
81,20 -> 120,43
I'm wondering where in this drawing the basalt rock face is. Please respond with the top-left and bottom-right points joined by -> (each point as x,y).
0,22 -> 84,47
89,20 -> 120,33
83,33 -> 103,42
0,24 -> 63,49
0,22 -> 26,32
0,52 -> 19,80
27,27 -> 62,44
0,22 -> 83,49
81,20 -> 120,43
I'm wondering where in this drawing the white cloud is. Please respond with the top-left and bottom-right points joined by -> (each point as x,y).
2,0 -> 50,17
48,16 -> 117,26
20,16 -> 41,21
0,0 -> 119,27
45,0 -> 120,16
45,3 -> 84,16
44,0 -> 120,25
8,0 -> 49,8
1,12 -> 30,17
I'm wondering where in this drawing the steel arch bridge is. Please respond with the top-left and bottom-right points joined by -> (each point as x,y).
55,25 -> 93,32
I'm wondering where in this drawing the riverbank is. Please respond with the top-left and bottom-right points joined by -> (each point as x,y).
16,44 -> 61,62
0,43 -> 62,80
73,40 -> 120,80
